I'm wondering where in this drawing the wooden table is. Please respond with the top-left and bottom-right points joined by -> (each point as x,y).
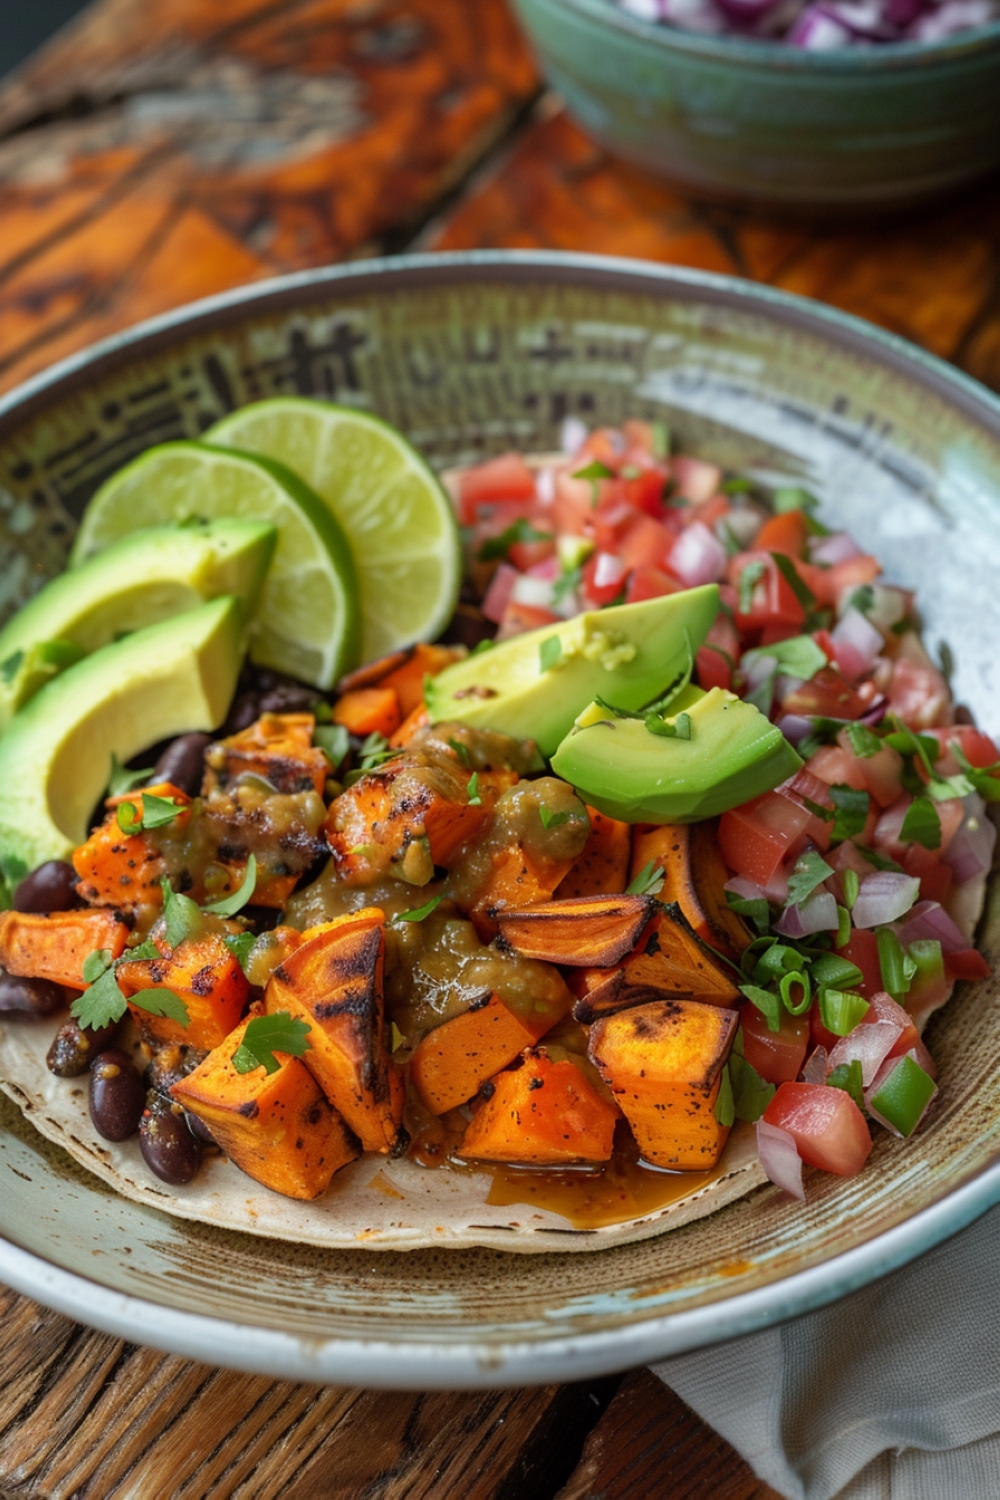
1,1 -> 997,1493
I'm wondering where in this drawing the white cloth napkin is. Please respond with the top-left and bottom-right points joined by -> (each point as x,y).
651,1202 -> 1000,1499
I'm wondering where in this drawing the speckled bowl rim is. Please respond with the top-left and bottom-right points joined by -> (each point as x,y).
532,0 -> 1000,70
1,250 -> 999,1387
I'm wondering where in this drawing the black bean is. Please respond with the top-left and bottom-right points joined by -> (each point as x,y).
145,1042 -> 203,1100
89,1049 -> 144,1142
440,603 -> 494,651
223,691 -> 261,735
258,683 -> 320,714
0,970 -> 65,1017
152,733 -> 212,796
139,1093 -> 202,1185
13,860 -> 81,914
47,1018 -> 120,1077
184,1109 -> 216,1147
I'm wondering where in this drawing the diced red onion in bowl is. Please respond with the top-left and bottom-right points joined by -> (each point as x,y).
756,1120 -> 806,1199
725,876 -> 769,902
828,1017 -> 904,1085
893,899 -> 971,953
776,714 -> 815,746
787,8 -> 857,46
802,1045 -> 829,1084
612,0 -> 997,46
511,572 -> 557,609
851,870 -> 921,929
716,505 -> 765,550
481,563 -> 519,624
527,555 -> 560,582
941,794 -> 996,884
810,531 -> 861,566
592,551 -> 628,591
668,521 -> 728,586
776,889 -> 839,936
830,607 -> 884,681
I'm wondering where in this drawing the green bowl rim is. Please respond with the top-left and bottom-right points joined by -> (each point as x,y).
0,250 -> 999,1386
517,0 -> 1000,71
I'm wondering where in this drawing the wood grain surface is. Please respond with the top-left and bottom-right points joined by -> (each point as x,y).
0,0 -> 991,1493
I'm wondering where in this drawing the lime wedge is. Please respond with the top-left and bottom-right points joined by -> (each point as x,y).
70,441 -> 358,688
205,399 -> 461,661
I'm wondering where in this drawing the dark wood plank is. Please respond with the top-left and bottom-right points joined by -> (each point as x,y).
557,1368 -> 783,1500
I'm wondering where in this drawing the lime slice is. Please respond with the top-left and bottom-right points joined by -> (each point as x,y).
70,441 -> 359,688
205,399 -> 461,662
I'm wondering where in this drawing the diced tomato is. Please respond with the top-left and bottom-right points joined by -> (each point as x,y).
820,555 -> 882,606
581,551 -> 627,608
944,948 -> 991,981
553,468 -> 599,534
459,453 -> 537,523
718,792 -> 811,887
620,468 -> 668,519
810,1005 -> 840,1055
627,567 -> 683,605
496,600 -> 560,639
577,427 -> 625,470
812,628 -> 836,662
902,844 -> 953,906
729,552 -> 805,633
782,667 -> 867,721
759,622 -> 802,647
696,643 -> 733,692
617,514 -> 675,573
835,730 -> 905,808
886,657 -> 951,729
805,744 -> 867,792
837,928 -> 883,1000
926,726 -> 999,769
763,1083 -> 872,1176
754,508 -> 809,558
670,455 -> 722,505
508,536 -> 556,572
480,562 -> 519,625
742,1006 -> 810,1085
780,770 -> 835,851
686,494 -> 730,531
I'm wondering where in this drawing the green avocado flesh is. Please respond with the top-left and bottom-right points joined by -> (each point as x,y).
551,685 -> 803,823
0,596 -> 244,877
0,522 -> 275,730
424,587 -> 720,757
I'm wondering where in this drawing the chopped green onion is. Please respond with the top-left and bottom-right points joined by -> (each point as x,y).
876,927 -> 910,1002
842,869 -> 860,910
779,969 -> 812,1016
827,1059 -> 865,1112
740,982 -> 783,1034
818,988 -> 870,1037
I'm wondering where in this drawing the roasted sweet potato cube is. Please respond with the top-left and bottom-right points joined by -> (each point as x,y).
332,687 -> 401,739
265,908 -> 403,1153
458,1047 -> 617,1165
589,999 -> 738,1170
171,1017 -> 358,1200
618,903 -> 740,1005
411,991 -> 568,1115
494,895 -> 655,967
72,782 -> 191,908
117,932 -> 249,1051
631,822 -> 752,960
468,842 -> 578,941
202,713 -> 328,796
0,907 -> 129,989
377,643 -> 463,718
554,808 -> 631,899
326,763 -> 488,885
571,969 -> 693,1023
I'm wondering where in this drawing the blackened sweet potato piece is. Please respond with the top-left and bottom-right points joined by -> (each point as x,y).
117,932 -> 249,1051
171,1016 -> 358,1200
265,909 -> 403,1153
571,969 -> 694,1024
631,821 -> 752,960
494,894 -> 655,967
457,1047 -> 617,1164
72,782 -> 191,908
619,903 -> 740,1004
554,808 -> 631,900
202,713 -> 328,797
589,998 -> 738,1170
411,991 -> 568,1115
0,907 -> 129,989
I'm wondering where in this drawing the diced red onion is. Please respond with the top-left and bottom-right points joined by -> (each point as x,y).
842,583 -> 911,636
830,607 -> 884,682
859,694 -> 889,727
560,417 -> 589,457
941,794 -> 996,884
885,0 -> 926,24
777,714 -> 814,746
824,0 -> 895,34
481,563 -> 519,625
717,505 -> 764,550
910,0 -> 994,39
526,555 -> 560,582
535,466 -> 556,506
775,673 -> 807,704
893,899 -> 969,954
810,532 -> 861,567
787,8 -> 856,47
612,0 -> 996,45
802,1046 -> 829,1085
511,572 -> 556,609
716,0 -> 784,20
668,521 -> 728,587
756,1120 -> 806,1200
724,876 -> 768,902
828,1018 -> 903,1086
593,551 -> 627,591
851,871 -> 921,929
776,889 -> 839,937
864,1050 -> 938,1137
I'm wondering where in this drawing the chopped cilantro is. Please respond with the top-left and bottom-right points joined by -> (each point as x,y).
394,893 -> 445,923
740,982 -> 783,1033
314,722 -> 350,771
787,849 -> 834,907
448,737 -> 471,767
552,565 -> 582,606
744,635 -> 827,683
539,805 -> 571,831
573,460 -> 614,508
770,551 -> 816,610
116,792 -> 184,834
900,796 -> 941,850
728,1048 -> 776,1122
773,486 -> 819,514
829,785 -> 870,844
467,771 -> 481,807
72,945 -> 189,1032
724,890 -> 770,935
650,421 -> 670,458
645,711 -> 691,740
626,860 -> 665,897
722,476 -> 755,495
951,744 -> 1000,804
827,1059 -> 865,1111
82,948 -> 114,983
108,753 -> 153,798
478,518 -> 552,562
844,722 -> 882,759
714,1064 -> 736,1127
71,965 -> 130,1032
848,584 -> 876,617
224,931 -> 257,975
0,650 -> 24,685
471,639 -> 495,655
738,560 -> 767,616
859,844 -> 904,873
203,854 -> 258,917
539,636 -> 563,673
159,878 -> 205,948
232,1012 -> 311,1076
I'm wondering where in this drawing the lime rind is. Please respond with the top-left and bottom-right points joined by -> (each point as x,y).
205,398 -> 462,661
70,441 -> 359,688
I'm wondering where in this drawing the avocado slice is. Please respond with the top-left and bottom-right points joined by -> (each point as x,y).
0,596 -> 244,877
424,587 -> 719,756
0,521 -> 275,729
551,685 -> 803,823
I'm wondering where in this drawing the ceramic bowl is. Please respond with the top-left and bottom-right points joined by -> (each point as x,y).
511,0 -> 1000,210
0,251 -> 998,1387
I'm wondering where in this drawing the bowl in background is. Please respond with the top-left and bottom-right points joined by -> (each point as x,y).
0,251 -> 998,1385
511,0 -> 1000,210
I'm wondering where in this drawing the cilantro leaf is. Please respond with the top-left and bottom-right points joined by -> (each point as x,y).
926,772 -> 975,802
224,931 -> 257,975
314,722 -> 350,771
740,982 -> 783,1033
644,711 -> 691,739
724,891 -> 771,935
650,421 -> 670,458
743,635 -> 827,683
951,745 -> 1000,804
108,753 -> 153,798
539,636 -> 563,673
728,1049 -> 776,1122
900,796 -> 941,850
552,565 -> 582,606
159,878 -> 205,949
844,722 -> 882,758
394,893 -> 445,923
232,1012 -> 311,1076
859,844 -> 904,873
773,486 -> 819,515
827,1059 -> 865,1112
714,1064 -> 736,1127
82,948 -> 114,984
770,551 -> 815,610
787,849 -> 834,907
202,854 -> 258,917
478,518 -> 552,562
467,771 -> 481,807
129,988 -> 190,1025
70,964 -> 128,1032
116,792 -> 184,834
573,460 -> 614,482
829,784 -> 870,844
722,476 -> 755,495
539,805 -> 571,831
626,860 -> 665,897
738,560 -> 767,616
449,737 -> 471,767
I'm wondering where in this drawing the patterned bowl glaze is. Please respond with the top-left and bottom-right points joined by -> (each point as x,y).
0,251 -> 998,1387
512,0 -> 1000,210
